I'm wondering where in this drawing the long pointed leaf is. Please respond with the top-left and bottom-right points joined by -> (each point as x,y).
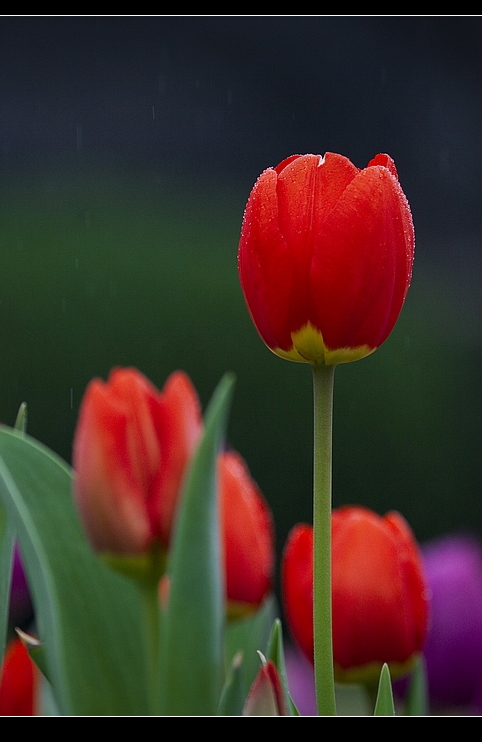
0,428 -> 147,715
217,652 -> 245,716
0,503 -> 14,665
266,619 -> 298,715
224,595 -> 276,700
162,374 -> 235,715
374,663 -> 395,716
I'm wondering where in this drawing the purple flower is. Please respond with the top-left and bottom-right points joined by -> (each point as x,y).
285,646 -> 317,716
423,535 -> 482,711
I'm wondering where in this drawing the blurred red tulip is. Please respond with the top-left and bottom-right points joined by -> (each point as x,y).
219,451 -> 274,617
73,368 -> 202,557
283,507 -> 429,685
0,639 -> 37,716
238,152 -> 414,365
74,367 -> 274,606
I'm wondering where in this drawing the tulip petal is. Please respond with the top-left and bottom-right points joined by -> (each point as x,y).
310,165 -> 413,353
332,508 -> 426,670
155,371 -> 203,546
73,377 -> 153,554
238,167 -> 295,351
0,639 -> 36,716
220,451 -> 273,609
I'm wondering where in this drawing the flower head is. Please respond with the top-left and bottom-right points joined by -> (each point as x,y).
0,639 -> 38,716
238,153 -> 414,364
73,368 -> 202,559
219,451 -> 274,617
74,367 -> 275,602
282,507 -> 429,686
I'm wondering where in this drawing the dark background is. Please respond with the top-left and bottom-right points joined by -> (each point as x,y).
1,17 -> 481,569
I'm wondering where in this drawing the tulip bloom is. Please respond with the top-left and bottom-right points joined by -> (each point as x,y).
238,153 -> 414,365
0,639 -> 38,716
219,451 -> 274,617
159,451 -> 274,617
73,368 -> 202,557
282,507 -> 429,685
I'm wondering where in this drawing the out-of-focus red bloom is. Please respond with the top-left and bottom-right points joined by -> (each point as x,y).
219,451 -> 274,617
74,366 -> 274,606
238,153 -> 414,365
282,507 -> 429,685
159,451 -> 274,617
73,368 -> 202,556
0,639 -> 37,716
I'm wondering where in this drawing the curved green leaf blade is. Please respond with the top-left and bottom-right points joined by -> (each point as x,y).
266,618 -> 298,715
224,595 -> 276,700
0,428 -> 147,715
162,373 -> 235,715
217,652 -> 245,716
0,503 -> 14,666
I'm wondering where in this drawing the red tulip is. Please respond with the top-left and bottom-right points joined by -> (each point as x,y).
74,367 -> 275,606
238,153 -> 414,365
219,451 -> 274,617
73,368 -> 202,557
158,451 -> 274,617
282,507 -> 429,685
0,639 -> 37,716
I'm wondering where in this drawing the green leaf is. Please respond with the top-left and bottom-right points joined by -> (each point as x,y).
404,654 -> 428,716
0,428 -> 147,715
0,502 -> 14,666
374,663 -> 396,716
224,594 -> 276,700
266,618 -> 298,715
14,402 -> 27,434
335,683 -> 371,716
217,652 -> 245,716
162,373 -> 235,715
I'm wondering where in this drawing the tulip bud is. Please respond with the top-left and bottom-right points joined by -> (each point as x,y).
243,653 -> 286,716
219,451 -> 274,618
72,368 -> 202,575
282,507 -> 429,686
238,153 -> 414,365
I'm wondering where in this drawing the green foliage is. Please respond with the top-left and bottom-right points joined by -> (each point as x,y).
0,428 -> 147,715
374,664 -> 395,716
0,503 -> 14,668
161,374 -> 234,715
404,655 -> 428,716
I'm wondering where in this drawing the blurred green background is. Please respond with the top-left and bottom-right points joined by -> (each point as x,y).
1,17 -> 482,573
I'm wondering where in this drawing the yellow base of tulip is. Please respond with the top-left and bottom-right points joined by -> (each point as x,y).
334,654 -> 418,690
226,598 -> 262,622
101,544 -> 167,586
272,323 -> 376,365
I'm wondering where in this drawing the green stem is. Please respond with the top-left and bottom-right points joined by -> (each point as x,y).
312,363 -> 336,716
138,580 -> 162,716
